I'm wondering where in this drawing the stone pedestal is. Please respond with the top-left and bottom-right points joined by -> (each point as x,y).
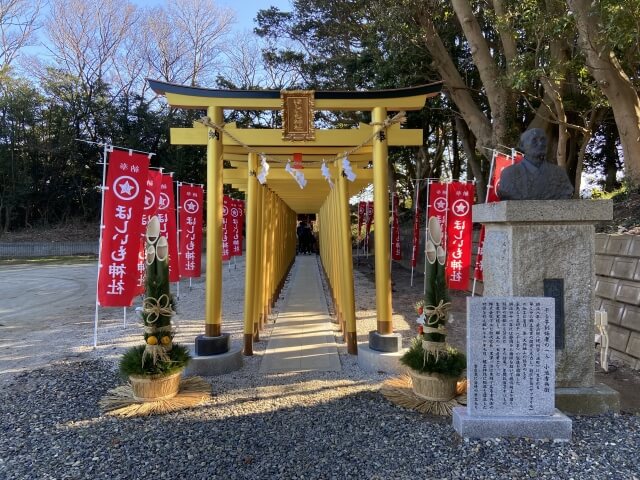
195,333 -> 231,356
368,330 -> 402,352
356,343 -> 406,374
474,200 -> 619,414
357,331 -> 405,374
185,344 -> 243,376
453,407 -> 572,440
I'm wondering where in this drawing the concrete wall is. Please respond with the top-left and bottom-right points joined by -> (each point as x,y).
594,234 -> 640,369
0,242 -> 98,258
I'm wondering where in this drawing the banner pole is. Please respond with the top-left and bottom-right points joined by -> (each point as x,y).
471,150 -> 496,297
93,143 -> 111,348
356,202 -> 360,265
365,199 -> 371,259
389,190 -> 393,273
75,139 -> 155,157
410,179 -> 419,287
444,179 -> 450,248
485,150 -> 497,204
423,179 -> 431,297
364,202 -> 368,259
176,181 -> 181,300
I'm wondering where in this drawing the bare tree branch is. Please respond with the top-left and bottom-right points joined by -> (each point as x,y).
0,0 -> 42,69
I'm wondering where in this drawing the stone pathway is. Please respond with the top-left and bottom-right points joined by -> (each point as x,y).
260,255 -> 341,373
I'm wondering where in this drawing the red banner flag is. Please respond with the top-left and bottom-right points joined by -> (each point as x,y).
427,181 -> 449,247
97,149 -> 149,307
136,169 -> 163,293
238,200 -> 245,253
158,173 -> 179,282
365,201 -> 374,235
473,226 -> 486,281
222,195 -> 230,261
230,199 -> 243,257
357,201 -> 366,239
411,187 -> 421,268
512,151 -> 524,163
392,193 -> 402,260
474,151 -> 522,281
487,152 -> 523,202
178,184 -> 203,278
446,182 -> 475,291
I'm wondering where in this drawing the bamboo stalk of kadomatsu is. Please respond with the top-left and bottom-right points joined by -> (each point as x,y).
423,217 -> 449,345
142,216 -> 175,365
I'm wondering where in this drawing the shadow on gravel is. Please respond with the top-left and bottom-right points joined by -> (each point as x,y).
2,359 -> 639,479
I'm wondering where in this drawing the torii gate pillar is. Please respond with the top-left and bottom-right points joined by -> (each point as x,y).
357,106 -> 405,372
205,106 -> 223,337
372,106 -> 393,335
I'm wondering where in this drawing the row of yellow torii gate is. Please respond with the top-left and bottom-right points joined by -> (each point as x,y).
149,79 -> 442,356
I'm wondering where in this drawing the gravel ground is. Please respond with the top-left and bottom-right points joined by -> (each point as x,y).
1,256 -> 640,479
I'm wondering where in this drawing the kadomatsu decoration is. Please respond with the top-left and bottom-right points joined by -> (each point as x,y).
101,216 -> 210,417
399,216 -> 466,403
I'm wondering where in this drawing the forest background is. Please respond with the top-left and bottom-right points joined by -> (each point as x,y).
1,0 -> 639,235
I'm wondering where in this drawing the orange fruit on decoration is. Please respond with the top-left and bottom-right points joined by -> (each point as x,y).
146,335 -> 158,345
160,336 -> 171,345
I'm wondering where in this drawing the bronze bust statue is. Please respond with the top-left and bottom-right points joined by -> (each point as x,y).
497,129 -> 573,200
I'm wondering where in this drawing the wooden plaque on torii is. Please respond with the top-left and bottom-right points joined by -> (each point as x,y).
281,90 -> 315,142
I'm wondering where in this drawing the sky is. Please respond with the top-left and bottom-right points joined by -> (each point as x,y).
20,0 -> 292,74
131,0 -> 292,34
217,0 -> 291,32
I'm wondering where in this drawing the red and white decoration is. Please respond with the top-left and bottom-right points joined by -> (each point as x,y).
427,180 -> 449,247
411,186 -> 421,269
357,201 -> 366,239
158,173 -> 179,282
473,227 -> 486,282
230,198 -> 244,257
391,193 -> 402,260
445,182 -> 475,291
486,152 -> 519,202
365,201 -> 374,238
222,195 -> 231,261
136,169 -> 163,293
97,149 -> 150,307
178,184 -> 203,278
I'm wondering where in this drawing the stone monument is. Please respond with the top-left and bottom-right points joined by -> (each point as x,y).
453,297 -> 572,440
474,200 -> 619,414
472,128 -> 620,414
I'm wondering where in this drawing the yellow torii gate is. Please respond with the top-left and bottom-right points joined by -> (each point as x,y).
148,80 -> 441,359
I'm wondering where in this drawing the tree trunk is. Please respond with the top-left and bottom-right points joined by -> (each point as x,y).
451,0 -> 518,147
3,205 -> 12,233
451,117 -> 461,180
603,121 -> 621,192
415,10 -> 493,151
455,116 -> 486,202
569,0 -> 640,185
